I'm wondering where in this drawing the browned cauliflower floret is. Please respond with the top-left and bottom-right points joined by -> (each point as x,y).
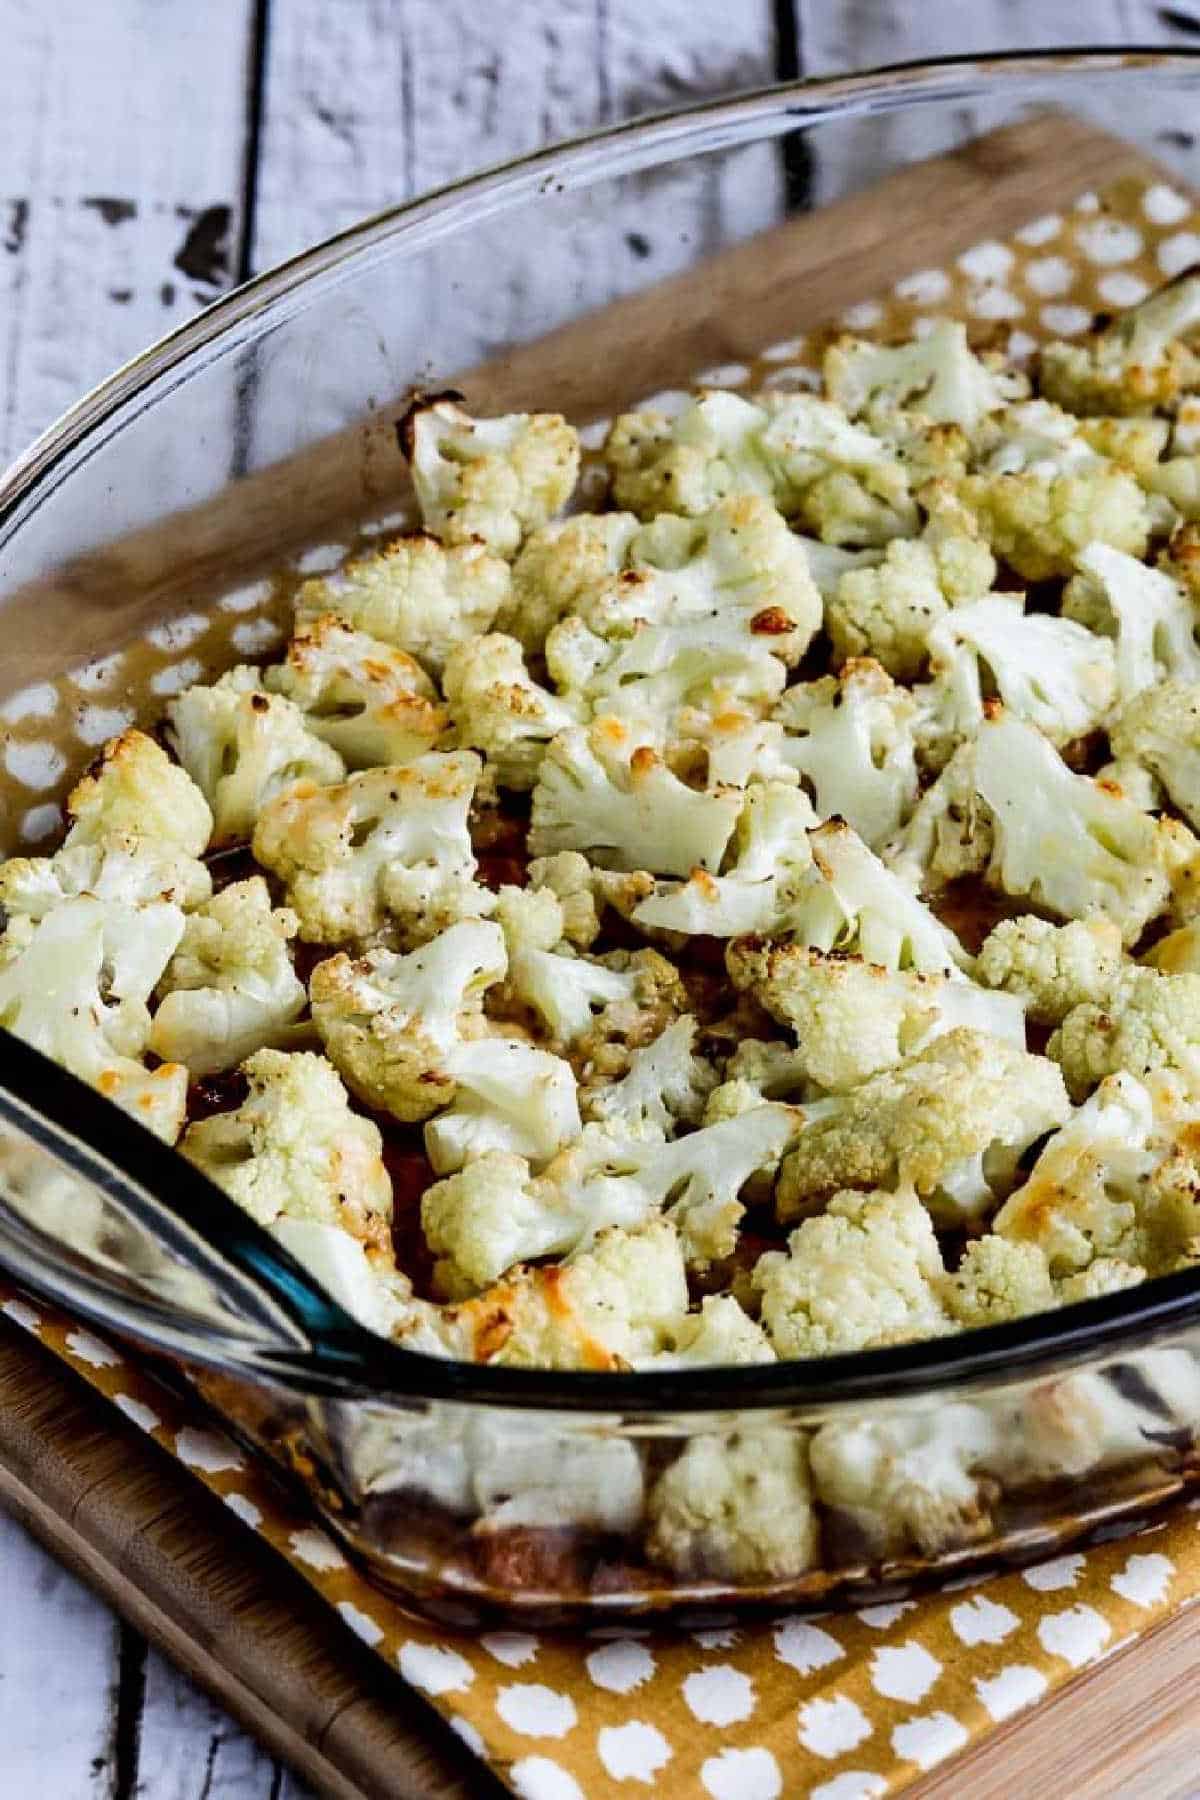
777,1028 -> 1070,1223
265,613 -> 448,768
294,532 -> 510,676
180,1048 -> 392,1245
167,666 -> 345,847
1039,268 -> 1200,416
399,393 -> 579,557
251,752 -> 491,946
956,464 -> 1150,580
441,632 -> 579,789
64,728 -> 212,860
501,512 -> 640,653
994,1071 -> 1200,1276
310,918 -> 507,1122
570,947 -> 688,1087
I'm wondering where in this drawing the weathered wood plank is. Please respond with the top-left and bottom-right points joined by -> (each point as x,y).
0,1508 -> 120,1798
252,0 -> 779,269
134,1649 -> 312,1800
0,0 -> 256,465
794,1 -> 1200,202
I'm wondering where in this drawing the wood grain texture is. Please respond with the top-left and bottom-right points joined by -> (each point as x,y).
0,1321 -> 490,1800
794,0 -> 1200,201
0,0 -> 257,465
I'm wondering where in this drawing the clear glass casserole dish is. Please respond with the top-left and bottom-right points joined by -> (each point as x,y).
5,51 -> 1200,1625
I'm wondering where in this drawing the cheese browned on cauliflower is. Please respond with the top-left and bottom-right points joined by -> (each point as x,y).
265,613 -> 449,768
252,752 -> 491,945
181,1048 -> 392,1240
65,728 -> 212,860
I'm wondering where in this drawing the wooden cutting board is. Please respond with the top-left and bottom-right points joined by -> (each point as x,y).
3,112 -> 1199,1798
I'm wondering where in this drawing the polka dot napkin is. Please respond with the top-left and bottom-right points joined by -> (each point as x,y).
5,170 -> 1200,1796
1,1279 -> 1196,1798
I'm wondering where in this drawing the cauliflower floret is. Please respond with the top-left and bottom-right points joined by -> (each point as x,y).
1110,678 -> 1200,830
603,390 -> 777,519
0,895 -> 187,1142
790,817 -> 971,976
810,1404 -> 1001,1557
252,752 -> 491,946
825,318 -> 1019,430
441,632 -> 579,789
424,1036 -> 582,1174
1039,268 -> 1200,416
605,389 -> 917,544
501,511 -> 640,653
973,712 -> 1195,945
1057,1258 -> 1147,1302
645,1294 -> 775,1368
64,728 -> 212,859
922,593 -> 1116,746
994,1070 -> 1200,1273
565,497 -> 821,668
755,1185 -> 951,1358
581,1014 -> 717,1136
571,947 -> 689,1084
466,1218 -> 689,1369
295,533 -> 510,677
1062,542 -> 1200,706
399,393 -> 579,557
148,878 -> 306,1075
0,833 -> 211,921
725,938 -> 1020,1094
167,666 -> 345,847
883,741 -> 994,891
547,613 -> 788,750
309,917 -> 505,1122
957,466 -> 1150,580
630,782 -> 818,938
271,1217 -> 415,1338
1048,965 -> 1200,1098
773,659 -> 920,847
777,1028 -> 1070,1222
825,540 -> 950,682
759,392 -> 920,544
645,1429 -> 818,1581
794,535 -> 884,597
528,725 -> 741,877
264,613 -> 448,768
526,850 -> 601,949
420,1149 -> 642,1296
492,884 -> 633,1047
975,915 -> 1125,1026
941,1235 -> 1056,1328
529,1104 -> 798,1265
180,1048 -> 392,1238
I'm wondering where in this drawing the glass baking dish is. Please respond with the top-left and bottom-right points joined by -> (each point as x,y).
5,52 -> 1200,1626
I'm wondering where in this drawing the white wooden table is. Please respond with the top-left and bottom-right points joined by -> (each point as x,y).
2,2 -> 1200,1793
